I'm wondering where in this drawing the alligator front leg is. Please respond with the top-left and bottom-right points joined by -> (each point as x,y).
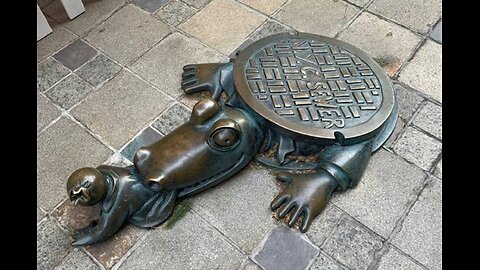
271,171 -> 339,232
181,62 -> 234,100
271,140 -> 373,232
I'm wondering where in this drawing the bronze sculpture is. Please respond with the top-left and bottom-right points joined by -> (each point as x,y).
67,165 -> 176,245
66,32 -> 397,245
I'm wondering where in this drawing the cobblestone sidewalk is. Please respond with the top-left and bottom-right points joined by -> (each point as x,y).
37,0 -> 442,269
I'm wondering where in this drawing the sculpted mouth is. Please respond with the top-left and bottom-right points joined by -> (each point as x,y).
69,188 -> 89,205
177,154 -> 245,198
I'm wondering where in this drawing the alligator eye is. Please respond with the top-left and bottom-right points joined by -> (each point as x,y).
208,119 -> 242,151
211,128 -> 239,148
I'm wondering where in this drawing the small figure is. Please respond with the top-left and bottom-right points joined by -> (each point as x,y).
66,165 -> 176,246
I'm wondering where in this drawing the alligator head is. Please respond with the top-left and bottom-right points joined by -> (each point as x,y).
134,98 -> 264,197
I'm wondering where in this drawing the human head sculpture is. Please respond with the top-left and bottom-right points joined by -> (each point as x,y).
66,167 -> 108,206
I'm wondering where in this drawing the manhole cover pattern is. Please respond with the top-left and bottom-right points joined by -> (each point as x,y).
242,38 -> 383,130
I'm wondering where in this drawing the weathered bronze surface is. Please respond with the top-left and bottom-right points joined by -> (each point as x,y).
66,32 -> 397,245
67,165 -> 176,245
233,33 -> 394,144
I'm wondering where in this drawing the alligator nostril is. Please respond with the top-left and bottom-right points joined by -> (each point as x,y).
147,181 -> 160,191
134,148 -> 150,164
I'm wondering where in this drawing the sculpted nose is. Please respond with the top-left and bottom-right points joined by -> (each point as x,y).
134,147 -> 152,177
134,147 -> 150,165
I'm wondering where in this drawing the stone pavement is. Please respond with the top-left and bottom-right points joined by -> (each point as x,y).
37,0 -> 442,269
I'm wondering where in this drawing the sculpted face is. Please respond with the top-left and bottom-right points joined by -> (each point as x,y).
134,98 -> 264,192
66,167 -> 108,206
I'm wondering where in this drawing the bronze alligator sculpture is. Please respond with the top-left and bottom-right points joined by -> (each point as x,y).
66,32 -> 397,246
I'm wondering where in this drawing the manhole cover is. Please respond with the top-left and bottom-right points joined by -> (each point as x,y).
233,32 -> 394,143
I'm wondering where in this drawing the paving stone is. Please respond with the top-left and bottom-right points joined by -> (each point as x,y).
433,158 -> 442,179
152,103 -> 191,135
38,0 -> 56,8
37,92 -> 61,133
51,198 -> 101,233
250,20 -> 293,42
238,0 -> 288,15
53,39 -> 98,70
332,150 -> 426,238
253,226 -> 318,270
37,117 -> 113,211
322,215 -> 384,270
71,70 -> 172,149
274,0 -> 359,37
179,91 -> 213,109
229,21 -> 293,58
346,0 -> 370,7
86,4 -> 170,65
130,32 -> 223,98
37,19 -> 77,63
180,0 -> 265,55
399,41 -> 442,103
368,0 -> 442,34
412,102 -> 442,140
383,117 -> 405,149
86,225 -> 144,269
75,54 -> 122,86
156,0 -> 197,26
37,57 -> 70,92
54,248 -> 100,270
37,207 -> 46,223
338,12 -> 422,77
37,219 -> 72,270
103,152 -> 133,167
120,127 -> 163,161
240,258 -> 262,270
306,204 -> 344,247
229,38 -> 255,59
392,178 -> 442,270
45,74 -> 94,109
133,0 -> 170,13
118,211 -> 244,269
181,0 -> 212,9
43,0 -> 126,36
393,83 -> 424,121
309,252 -> 348,270
393,127 -> 442,171
191,166 -> 280,253
430,19 -> 442,43
376,245 -> 424,270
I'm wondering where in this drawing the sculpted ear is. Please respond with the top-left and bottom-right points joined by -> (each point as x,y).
190,98 -> 221,124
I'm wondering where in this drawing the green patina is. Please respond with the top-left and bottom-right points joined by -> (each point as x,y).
165,201 -> 193,229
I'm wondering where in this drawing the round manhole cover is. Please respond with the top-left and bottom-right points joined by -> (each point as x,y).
233,32 -> 394,143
